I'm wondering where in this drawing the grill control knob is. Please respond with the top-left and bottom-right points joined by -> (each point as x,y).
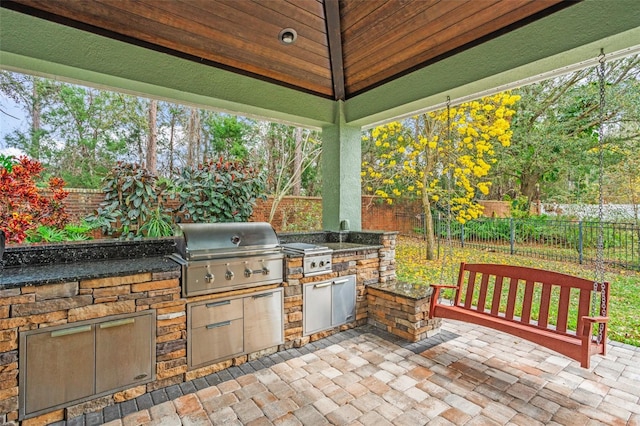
204,273 -> 214,283
310,261 -> 317,268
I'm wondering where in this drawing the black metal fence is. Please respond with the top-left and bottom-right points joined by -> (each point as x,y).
401,213 -> 639,271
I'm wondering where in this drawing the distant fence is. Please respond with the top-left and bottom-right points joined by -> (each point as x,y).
403,214 -> 639,271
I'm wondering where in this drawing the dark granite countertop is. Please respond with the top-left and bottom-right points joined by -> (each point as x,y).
0,256 -> 179,289
0,238 -> 180,289
368,280 -> 434,300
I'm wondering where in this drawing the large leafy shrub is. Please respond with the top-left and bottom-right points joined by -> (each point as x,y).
88,162 -> 174,238
0,156 -> 70,243
176,157 -> 266,223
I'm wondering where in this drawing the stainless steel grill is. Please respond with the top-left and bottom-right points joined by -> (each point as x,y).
169,222 -> 284,297
280,242 -> 333,277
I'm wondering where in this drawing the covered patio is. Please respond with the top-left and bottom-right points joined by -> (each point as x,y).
57,321 -> 640,425
2,1 -> 640,425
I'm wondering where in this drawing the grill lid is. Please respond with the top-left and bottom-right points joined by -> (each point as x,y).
176,222 -> 280,260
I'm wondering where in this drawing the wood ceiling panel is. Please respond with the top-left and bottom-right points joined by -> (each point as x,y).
344,0 -> 499,91
8,0 -> 334,96
2,0 -> 572,100
344,0 -> 565,96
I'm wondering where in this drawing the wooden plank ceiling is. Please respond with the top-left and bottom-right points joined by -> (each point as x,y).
2,0 -> 570,100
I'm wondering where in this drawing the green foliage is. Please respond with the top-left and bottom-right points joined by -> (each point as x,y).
139,207 -> 174,238
0,154 -> 16,172
25,225 -> 67,243
25,220 -> 97,243
89,162 -> 174,238
202,114 -> 252,160
176,157 -> 266,223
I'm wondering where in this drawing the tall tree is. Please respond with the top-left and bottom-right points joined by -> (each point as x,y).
258,123 -> 322,222
362,92 -> 519,259
492,55 -> 640,204
186,107 -> 200,168
1,72 -> 56,162
146,99 -> 158,174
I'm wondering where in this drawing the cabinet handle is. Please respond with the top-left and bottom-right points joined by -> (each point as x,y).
206,320 -> 231,329
333,279 -> 349,285
100,318 -> 135,329
314,282 -> 332,288
51,324 -> 92,337
252,292 -> 273,299
206,300 -> 231,308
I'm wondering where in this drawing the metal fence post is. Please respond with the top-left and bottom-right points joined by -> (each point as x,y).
578,220 -> 583,264
510,218 -> 515,255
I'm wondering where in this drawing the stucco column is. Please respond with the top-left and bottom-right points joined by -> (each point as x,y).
322,101 -> 362,231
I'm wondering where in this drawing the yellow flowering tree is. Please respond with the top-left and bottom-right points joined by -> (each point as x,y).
362,92 -> 520,259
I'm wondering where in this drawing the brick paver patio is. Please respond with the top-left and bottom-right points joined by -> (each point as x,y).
59,320 -> 640,425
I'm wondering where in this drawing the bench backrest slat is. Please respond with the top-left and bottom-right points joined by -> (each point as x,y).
464,271 -> 477,308
478,273 -> 490,313
557,286 -> 571,333
521,280 -> 535,324
577,288 -> 592,333
454,262 -> 608,337
538,283 -> 553,328
490,276 -> 504,316
505,277 -> 519,320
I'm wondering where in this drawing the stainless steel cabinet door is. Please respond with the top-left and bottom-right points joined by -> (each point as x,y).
22,324 -> 95,416
303,280 -> 332,335
95,312 -> 155,393
244,289 -> 283,353
332,276 -> 356,326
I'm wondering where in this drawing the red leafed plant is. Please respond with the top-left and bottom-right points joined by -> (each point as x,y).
0,156 -> 70,243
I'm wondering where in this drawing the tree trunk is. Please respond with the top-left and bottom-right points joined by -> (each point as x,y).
146,99 -> 158,174
292,127 -> 303,196
168,114 -> 175,174
187,108 -> 200,168
30,82 -> 41,160
520,171 -> 542,202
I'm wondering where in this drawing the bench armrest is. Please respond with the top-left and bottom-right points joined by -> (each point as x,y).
430,284 -> 459,290
579,315 -> 609,340
582,316 -> 609,324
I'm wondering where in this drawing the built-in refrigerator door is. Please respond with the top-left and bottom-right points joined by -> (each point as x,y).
332,276 -> 356,326
244,288 -> 283,353
303,280 -> 332,335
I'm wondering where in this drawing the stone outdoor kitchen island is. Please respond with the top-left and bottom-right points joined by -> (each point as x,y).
0,230 -> 424,425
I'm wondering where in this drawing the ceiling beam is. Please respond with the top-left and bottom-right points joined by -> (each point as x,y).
323,0 -> 345,101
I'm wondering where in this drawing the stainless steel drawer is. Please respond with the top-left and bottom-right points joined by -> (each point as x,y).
190,318 -> 244,367
190,298 -> 243,328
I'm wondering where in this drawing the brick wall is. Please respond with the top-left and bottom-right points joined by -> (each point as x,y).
42,189 -> 509,234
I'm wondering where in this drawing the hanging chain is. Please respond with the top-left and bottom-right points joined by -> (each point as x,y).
592,49 -> 607,344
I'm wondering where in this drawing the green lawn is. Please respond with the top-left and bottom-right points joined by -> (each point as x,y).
395,236 -> 640,347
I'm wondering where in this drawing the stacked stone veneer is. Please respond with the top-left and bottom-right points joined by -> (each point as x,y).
0,269 -> 184,425
0,232 -> 401,424
281,232 -> 397,346
367,284 -> 442,342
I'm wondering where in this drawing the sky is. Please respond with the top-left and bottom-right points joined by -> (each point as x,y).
0,96 -> 27,157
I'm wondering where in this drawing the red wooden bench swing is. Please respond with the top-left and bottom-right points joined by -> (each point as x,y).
428,51 -> 610,369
